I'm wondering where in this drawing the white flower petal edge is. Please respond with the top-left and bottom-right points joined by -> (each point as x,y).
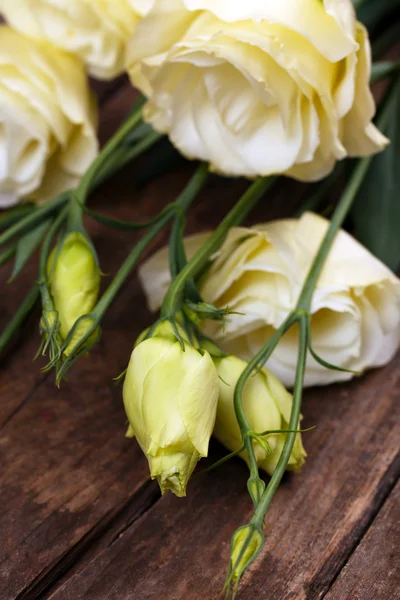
127,0 -> 388,180
0,0 -> 153,79
138,212 -> 400,388
0,26 -> 98,205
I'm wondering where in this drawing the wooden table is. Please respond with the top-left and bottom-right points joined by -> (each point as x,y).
1,80 -> 399,600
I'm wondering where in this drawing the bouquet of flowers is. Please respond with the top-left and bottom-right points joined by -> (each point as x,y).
0,0 -> 399,597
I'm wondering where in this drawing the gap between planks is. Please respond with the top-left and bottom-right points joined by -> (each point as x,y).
16,480 -> 161,600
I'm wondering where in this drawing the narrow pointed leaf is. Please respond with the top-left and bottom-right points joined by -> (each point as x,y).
10,219 -> 51,280
352,76 -> 400,271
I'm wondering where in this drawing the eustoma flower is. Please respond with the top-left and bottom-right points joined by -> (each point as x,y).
0,0 -> 153,79
123,322 -> 219,497
139,212 -> 400,387
44,232 -> 101,357
126,0 -> 387,180
0,26 -> 98,207
213,355 -> 306,475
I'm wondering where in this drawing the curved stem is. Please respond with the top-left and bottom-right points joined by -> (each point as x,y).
93,165 -> 209,320
251,314 -> 308,528
161,176 -> 276,318
0,193 -> 69,248
75,106 -> 143,205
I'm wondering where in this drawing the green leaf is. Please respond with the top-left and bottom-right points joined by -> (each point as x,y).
10,219 -> 51,281
0,245 -> 16,266
0,285 -> 40,357
352,76 -> 400,271
0,203 -> 36,232
355,0 -> 400,32
371,61 -> 400,85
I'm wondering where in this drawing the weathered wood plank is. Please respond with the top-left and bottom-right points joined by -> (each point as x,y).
47,356 -> 400,600
324,480 -> 400,600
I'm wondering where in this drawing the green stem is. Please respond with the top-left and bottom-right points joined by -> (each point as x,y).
93,164 -> 209,319
238,89 -> 395,534
296,156 -> 372,310
161,176 -> 276,318
0,193 -> 69,248
94,131 -> 162,187
75,106 -> 143,205
38,207 -> 69,281
251,314 -> 308,528
0,285 -> 40,355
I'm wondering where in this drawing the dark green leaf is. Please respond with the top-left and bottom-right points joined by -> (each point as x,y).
0,245 -> 16,266
10,219 -> 51,280
352,76 -> 400,271
371,61 -> 400,85
0,203 -> 36,232
355,0 -> 400,33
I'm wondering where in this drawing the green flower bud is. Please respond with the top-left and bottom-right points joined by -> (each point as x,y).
47,232 -> 101,343
214,355 -> 306,476
229,524 -> 264,583
123,327 -> 219,497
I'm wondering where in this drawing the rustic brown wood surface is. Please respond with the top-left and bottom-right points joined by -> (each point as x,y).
0,81 -> 399,600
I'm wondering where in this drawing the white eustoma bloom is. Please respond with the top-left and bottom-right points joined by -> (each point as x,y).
126,0 -> 388,180
0,0 -> 153,79
0,26 -> 98,207
139,212 -> 400,388
123,326 -> 219,497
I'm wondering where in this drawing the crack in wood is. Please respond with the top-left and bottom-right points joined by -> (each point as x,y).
0,372 -> 50,432
15,479 -> 160,600
309,452 -> 400,600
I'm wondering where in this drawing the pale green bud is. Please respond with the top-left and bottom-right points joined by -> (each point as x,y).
47,232 -> 101,342
214,355 -> 306,476
123,329 -> 219,497
229,524 -> 264,583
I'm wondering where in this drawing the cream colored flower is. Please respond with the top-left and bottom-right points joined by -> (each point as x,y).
47,232 -> 101,341
126,0 -> 387,180
123,323 -> 219,497
214,355 -> 306,475
0,0 -> 153,80
0,26 -> 98,207
139,212 -> 400,387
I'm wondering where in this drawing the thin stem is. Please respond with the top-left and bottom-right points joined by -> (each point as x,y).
161,176 -> 276,318
0,285 -> 40,355
94,131 -> 162,187
75,106 -> 143,205
93,165 -> 209,319
296,156 -> 372,310
38,207 -> 69,280
235,88 -> 395,537
0,193 -> 69,248
251,314 -> 308,528
232,313 -> 296,489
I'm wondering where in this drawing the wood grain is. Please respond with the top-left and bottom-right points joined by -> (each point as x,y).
324,480 -> 400,600
46,355 -> 400,600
